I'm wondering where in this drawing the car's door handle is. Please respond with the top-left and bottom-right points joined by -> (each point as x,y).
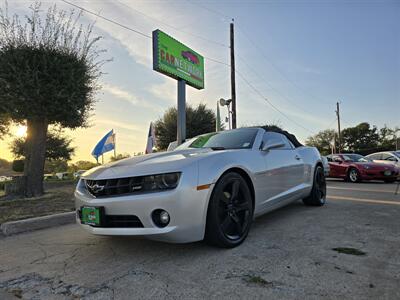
295,155 -> 301,160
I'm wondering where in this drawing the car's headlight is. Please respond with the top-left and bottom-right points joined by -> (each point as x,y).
142,172 -> 181,191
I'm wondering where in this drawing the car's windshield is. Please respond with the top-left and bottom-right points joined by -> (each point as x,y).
175,128 -> 259,150
342,154 -> 371,162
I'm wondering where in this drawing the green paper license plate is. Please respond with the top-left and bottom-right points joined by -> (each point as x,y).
81,207 -> 101,226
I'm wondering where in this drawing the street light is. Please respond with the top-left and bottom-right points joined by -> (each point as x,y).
219,98 -> 232,130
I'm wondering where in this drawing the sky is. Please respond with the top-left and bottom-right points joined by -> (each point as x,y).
0,0 -> 399,163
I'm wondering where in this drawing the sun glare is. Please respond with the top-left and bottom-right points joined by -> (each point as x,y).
15,125 -> 27,138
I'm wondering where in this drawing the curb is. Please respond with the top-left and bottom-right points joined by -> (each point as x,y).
1,211 -> 76,236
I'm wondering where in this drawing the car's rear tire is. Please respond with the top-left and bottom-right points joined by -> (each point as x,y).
205,172 -> 253,248
303,165 -> 326,206
347,167 -> 361,183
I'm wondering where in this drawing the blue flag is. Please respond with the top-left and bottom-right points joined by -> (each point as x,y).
91,129 -> 116,162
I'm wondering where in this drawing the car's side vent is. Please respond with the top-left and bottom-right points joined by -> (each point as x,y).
85,177 -> 144,198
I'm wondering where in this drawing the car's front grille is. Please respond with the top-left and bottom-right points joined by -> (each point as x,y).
77,210 -> 144,228
85,177 -> 145,197
103,215 -> 144,228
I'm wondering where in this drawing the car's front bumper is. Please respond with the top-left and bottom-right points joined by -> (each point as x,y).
359,169 -> 398,181
74,177 -> 214,243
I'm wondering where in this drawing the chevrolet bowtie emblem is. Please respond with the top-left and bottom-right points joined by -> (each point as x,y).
87,182 -> 105,193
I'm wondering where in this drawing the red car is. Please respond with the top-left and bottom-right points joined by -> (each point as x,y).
181,51 -> 200,65
326,153 -> 398,183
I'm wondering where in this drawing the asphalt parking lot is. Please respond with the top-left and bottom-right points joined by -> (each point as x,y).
1,179 -> 399,300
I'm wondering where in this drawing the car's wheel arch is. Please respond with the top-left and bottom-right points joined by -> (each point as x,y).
347,165 -> 361,180
201,167 -> 256,240
220,167 -> 255,210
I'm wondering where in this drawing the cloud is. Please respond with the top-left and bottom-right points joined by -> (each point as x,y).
102,83 -> 162,112
149,80 -> 176,105
102,83 -> 139,105
95,118 -> 143,133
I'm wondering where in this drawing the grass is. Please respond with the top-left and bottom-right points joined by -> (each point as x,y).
0,183 -> 75,224
243,275 -> 272,287
332,247 -> 367,256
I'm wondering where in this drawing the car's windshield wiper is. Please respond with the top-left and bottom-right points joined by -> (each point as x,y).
210,146 -> 225,151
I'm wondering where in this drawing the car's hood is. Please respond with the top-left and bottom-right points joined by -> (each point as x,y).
82,148 -> 224,180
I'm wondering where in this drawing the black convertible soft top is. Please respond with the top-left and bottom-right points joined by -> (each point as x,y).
257,125 -> 304,148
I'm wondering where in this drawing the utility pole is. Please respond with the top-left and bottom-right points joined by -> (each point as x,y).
336,102 -> 341,153
230,19 -> 237,129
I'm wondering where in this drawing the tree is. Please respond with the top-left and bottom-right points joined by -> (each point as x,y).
305,129 -> 337,155
68,160 -> 99,172
341,122 -> 379,154
44,160 -> 68,174
154,103 -> 218,150
0,3 -> 106,196
110,153 -> 131,162
0,115 -> 9,138
12,160 -> 24,173
378,125 -> 397,150
10,127 -> 75,162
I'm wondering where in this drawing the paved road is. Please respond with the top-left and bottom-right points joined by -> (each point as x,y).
1,180 -> 399,299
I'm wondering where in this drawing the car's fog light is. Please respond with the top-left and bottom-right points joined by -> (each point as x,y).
160,211 -> 170,224
152,209 -> 170,227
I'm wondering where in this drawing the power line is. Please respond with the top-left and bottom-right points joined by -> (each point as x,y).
115,0 -> 229,48
185,0 -> 232,22
235,68 -> 316,135
186,0 -> 328,103
61,0 -> 231,67
61,0 -> 151,38
236,23 -> 330,106
236,53 -> 317,117
62,0 -> 314,134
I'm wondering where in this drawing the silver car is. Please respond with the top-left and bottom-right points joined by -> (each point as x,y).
366,151 -> 400,170
75,128 -> 326,248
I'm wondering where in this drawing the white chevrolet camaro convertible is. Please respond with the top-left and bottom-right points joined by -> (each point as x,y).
75,128 -> 326,248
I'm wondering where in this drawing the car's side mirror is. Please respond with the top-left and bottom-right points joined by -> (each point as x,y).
262,142 -> 285,152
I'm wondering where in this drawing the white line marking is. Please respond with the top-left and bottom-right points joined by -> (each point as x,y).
328,186 -> 396,194
329,195 -> 400,206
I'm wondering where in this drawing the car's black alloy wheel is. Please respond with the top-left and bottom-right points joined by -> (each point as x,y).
205,172 -> 253,248
303,165 -> 327,206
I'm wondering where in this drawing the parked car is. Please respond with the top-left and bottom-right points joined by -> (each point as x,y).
321,156 -> 330,177
326,153 -> 398,183
75,128 -> 326,248
73,170 -> 86,179
366,151 -> 400,170
44,174 -> 55,180
55,172 -> 70,180
0,176 -> 12,182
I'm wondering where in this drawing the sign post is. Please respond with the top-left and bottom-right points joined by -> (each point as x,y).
153,29 -> 204,145
177,79 -> 186,144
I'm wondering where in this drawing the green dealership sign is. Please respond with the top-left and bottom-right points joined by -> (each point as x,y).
153,30 -> 204,89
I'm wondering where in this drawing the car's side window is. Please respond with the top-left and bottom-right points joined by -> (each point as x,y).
261,132 -> 292,150
368,154 -> 380,160
332,155 -> 342,162
386,155 -> 397,162
381,153 -> 395,161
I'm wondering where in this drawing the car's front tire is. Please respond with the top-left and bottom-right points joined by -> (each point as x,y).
303,165 -> 326,206
347,167 -> 361,183
205,172 -> 253,248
